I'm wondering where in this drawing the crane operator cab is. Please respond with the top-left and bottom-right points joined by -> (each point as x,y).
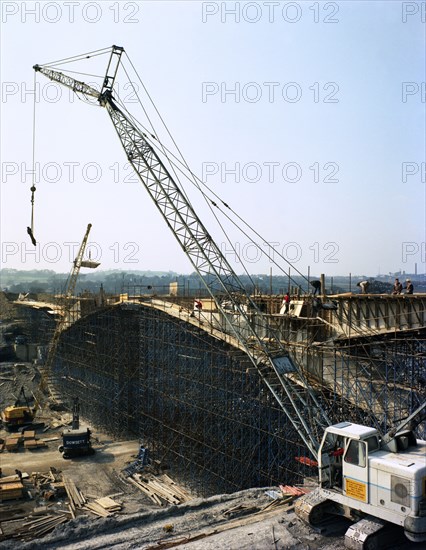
319,422 -> 380,495
316,421 -> 426,544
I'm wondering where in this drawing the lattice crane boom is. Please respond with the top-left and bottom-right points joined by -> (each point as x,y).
34,48 -> 330,458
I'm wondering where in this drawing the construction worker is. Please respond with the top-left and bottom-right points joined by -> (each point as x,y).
310,280 -> 321,295
404,279 -> 414,294
357,280 -> 370,294
190,299 -> 203,318
282,292 -> 290,314
392,278 -> 402,294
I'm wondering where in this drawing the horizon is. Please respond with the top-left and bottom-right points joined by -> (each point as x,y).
1,265 -> 425,280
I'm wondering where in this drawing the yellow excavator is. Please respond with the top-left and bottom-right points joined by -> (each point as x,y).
1,386 -> 37,430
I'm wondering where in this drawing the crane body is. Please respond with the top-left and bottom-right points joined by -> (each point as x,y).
34,47 -> 426,548
296,403 -> 426,547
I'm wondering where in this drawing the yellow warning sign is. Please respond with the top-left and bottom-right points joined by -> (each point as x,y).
345,478 -> 367,502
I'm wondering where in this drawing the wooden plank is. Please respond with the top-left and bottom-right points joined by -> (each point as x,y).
0,481 -> 24,501
127,477 -> 162,505
0,475 -> 20,484
83,503 -> 110,517
22,515 -> 68,539
62,478 -> 76,511
95,496 -> 121,510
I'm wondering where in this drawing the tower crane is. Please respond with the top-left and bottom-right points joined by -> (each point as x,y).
33,47 -> 425,548
35,223 -> 99,405
1,224 -> 99,429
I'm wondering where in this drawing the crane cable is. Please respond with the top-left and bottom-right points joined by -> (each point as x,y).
27,71 -> 37,247
34,48 -> 318,291
120,54 -> 310,290
26,48 -> 109,247
116,94 -> 306,290
118,60 -> 194,209
35,47 -> 308,290
114,87 -> 259,292
121,54 -> 258,290
38,47 -> 111,68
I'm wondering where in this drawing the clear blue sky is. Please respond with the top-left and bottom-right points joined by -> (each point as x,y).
1,1 -> 425,278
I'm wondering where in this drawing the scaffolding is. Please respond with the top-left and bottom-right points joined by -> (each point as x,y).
53,303 -> 307,495
50,296 -> 425,497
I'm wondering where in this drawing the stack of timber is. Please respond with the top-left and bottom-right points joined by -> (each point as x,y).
0,513 -> 69,542
5,437 -> 21,452
0,469 -> 126,543
128,473 -> 191,505
279,485 -> 308,498
62,475 -> 86,517
0,474 -> 24,501
83,496 -> 122,517
24,439 -> 47,450
22,429 -> 47,450
11,514 -> 68,542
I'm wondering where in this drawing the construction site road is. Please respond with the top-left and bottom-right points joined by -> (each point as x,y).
0,438 -> 139,475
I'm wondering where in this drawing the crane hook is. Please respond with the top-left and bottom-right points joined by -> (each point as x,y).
27,185 -> 37,246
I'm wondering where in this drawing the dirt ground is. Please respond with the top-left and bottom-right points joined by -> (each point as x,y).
0,330 -> 421,548
0,363 -> 328,550
1,427 -> 419,550
0,434 -> 141,502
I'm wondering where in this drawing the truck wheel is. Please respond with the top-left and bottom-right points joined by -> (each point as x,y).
58,445 -> 64,453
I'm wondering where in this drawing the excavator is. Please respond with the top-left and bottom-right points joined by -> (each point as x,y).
1,386 -> 37,430
33,46 -> 426,548
58,398 -> 94,459
0,224 -> 99,431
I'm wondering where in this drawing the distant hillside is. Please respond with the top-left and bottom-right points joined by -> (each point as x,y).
1,268 -> 424,296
